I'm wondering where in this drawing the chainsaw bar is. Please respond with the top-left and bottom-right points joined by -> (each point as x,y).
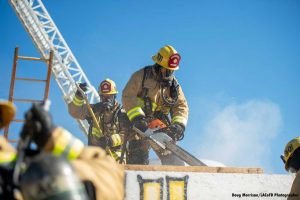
133,127 -> 207,166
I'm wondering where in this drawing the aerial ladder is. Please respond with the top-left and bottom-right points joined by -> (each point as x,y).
8,0 -> 100,135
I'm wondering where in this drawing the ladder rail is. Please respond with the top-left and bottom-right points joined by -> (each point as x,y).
9,0 -> 101,135
4,47 -> 54,141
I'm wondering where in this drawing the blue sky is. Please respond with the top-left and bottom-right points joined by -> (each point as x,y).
1,0 -> 299,174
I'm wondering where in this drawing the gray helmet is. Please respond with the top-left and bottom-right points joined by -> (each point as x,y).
19,153 -> 88,200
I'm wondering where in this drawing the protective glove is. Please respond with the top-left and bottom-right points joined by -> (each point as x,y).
75,82 -> 88,98
99,136 -> 112,148
132,116 -> 148,132
168,124 -> 185,141
20,103 -> 55,149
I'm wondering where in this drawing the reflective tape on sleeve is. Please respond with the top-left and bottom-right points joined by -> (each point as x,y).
52,131 -> 72,156
110,134 -> 122,147
0,152 -> 17,165
66,138 -> 84,160
127,106 -> 145,121
72,96 -> 85,106
171,116 -> 187,126
52,130 -> 84,160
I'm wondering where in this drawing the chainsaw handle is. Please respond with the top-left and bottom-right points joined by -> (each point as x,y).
153,127 -> 171,134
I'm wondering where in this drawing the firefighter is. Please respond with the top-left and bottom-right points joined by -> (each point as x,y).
68,78 -> 131,161
122,45 -> 189,165
0,101 -> 124,200
0,101 -> 16,199
281,137 -> 300,199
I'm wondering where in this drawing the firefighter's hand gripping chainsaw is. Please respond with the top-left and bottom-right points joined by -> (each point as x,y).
133,119 -> 207,166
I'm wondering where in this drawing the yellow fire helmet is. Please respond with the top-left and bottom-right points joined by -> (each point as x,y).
282,137 -> 300,170
98,78 -> 118,95
152,45 -> 181,71
0,101 -> 16,129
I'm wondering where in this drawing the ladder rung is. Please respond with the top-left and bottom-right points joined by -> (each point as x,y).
12,119 -> 25,122
13,98 -> 43,103
15,77 -> 47,82
18,56 -> 47,62
8,139 -> 18,143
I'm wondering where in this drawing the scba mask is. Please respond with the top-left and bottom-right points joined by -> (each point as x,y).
160,67 -> 174,81
100,94 -> 115,104
154,64 -> 175,81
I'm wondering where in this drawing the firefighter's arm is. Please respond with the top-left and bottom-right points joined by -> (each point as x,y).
68,97 -> 91,120
67,82 -> 93,120
0,136 -> 17,167
118,109 -> 134,139
42,127 -> 84,160
122,70 -> 145,121
170,84 -> 189,127
118,109 -> 132,132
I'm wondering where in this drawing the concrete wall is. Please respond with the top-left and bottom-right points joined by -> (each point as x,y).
125,167 -> 294,200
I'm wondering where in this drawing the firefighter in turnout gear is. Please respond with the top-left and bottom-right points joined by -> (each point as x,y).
281,137 -> 300,199
122,45 -> 189,165
68,79 -> 131,162
0,101 -> 124,200
0,101 -> 17,199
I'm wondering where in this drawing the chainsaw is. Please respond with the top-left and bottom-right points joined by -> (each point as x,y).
133,119 -> 207,166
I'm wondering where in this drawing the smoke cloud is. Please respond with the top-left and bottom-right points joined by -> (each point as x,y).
198,100 -> 283,169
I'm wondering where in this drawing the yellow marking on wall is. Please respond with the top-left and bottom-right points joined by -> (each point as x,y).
143,182 -> 161,200
169,181 -> 185,200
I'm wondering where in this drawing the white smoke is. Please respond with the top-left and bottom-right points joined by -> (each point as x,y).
198,100 -> 283,169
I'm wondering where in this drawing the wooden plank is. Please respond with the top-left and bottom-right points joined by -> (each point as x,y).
124,165 -> 263,174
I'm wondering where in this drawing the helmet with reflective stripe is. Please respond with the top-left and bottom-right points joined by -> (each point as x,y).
282,137 -> 300,171
0,101 -> 16,129
152,45 -> 181,70
98,79 -> 118,95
